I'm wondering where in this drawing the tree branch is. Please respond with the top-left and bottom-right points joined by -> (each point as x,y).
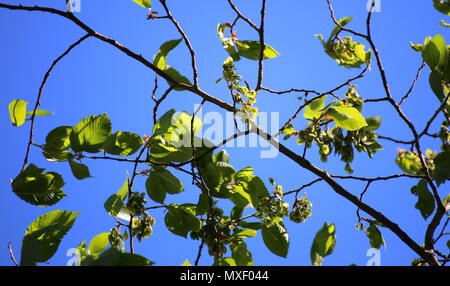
254,126 -> 440,266
21,33 -> 90,172
158,0 -> 199,87
227,0 -> 259,31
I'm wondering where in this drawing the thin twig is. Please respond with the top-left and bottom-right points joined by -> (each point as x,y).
194,240 -> 205,266
256,0 -> 266,91
398,61 -> 426,106
21,33 -> 90,171
283,178 -> 323,196
227,0 -> 259,31
326,0 -> 367,39
158,0 -> 199,87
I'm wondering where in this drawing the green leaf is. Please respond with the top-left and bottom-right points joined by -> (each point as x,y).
433,0 -> 450,15
304,96 -> 327,120
196,192 -> 210,216
157,110 -> 203,141
410,42 -> 424,52
429,70 -> 445,102
365,116 -> 382,131
103,131 -> 144,156
153,39 -> 192,90
70,114 -> 112,153
233,228 -> 257,239
181,259 -> 192,266
12,164 -> 66,206
164,204 -> 202,238
20,210 -> 79,266
88,248 -> 154,266
310,222 -> 336,266
422,35 -> 448,71
440,20 -> 450,28
433,151 -> 450,185
329,105 -> 368,131
395,150 -> 423,175
329,17 -> 353,42
233,167 -> 269,208
42,126 -> 73,162
217,23 -> 240,61
88,233 -> 110,256
68,159 -> 91,180
230,206 -> 244,220
365,223 -> 385,249
317,17 -> 369,68
8,99 -> 28,127
411,180 -> 435,219
238,221 -> 263,230
231,240 -> 254,266
164,67 -> 192,91
132,0 -> 151,9
104,178 -> 129,217
261,222 -> 289,258
154,39 -> 182,70
443,194 -> 450,207
153,109 -> 176,134
200,158 -> 235,199
146,168 -> 183,203
214,257 -> 237,266
236,40 -> 280,60
26,109 -> 53,117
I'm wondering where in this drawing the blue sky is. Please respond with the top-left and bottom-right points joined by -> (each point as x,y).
0,0 -> 449,266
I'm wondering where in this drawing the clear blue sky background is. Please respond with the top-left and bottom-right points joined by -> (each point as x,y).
0,0 -> 448,266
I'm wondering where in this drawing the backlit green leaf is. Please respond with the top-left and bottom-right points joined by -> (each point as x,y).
310,222 -> 336,266
88,233 -> 110,256
146,168 -> 183,203
88,248 -> 154,266
26,109 -> 53,117
164,67 -> 192,91
164,204 -> 202,238
8,99 -> 28,127
236,40 -> 279,60
304,96 -> 327,120
411,180 -> 435,219
217,23 -> 240,61
20,210 -> 79,266
233,228 -> 257,239
329,105 -> 368,131
422,35 -> 448,71
68,159 -> 91,180
231,240 -> 254,266
154,39 -> 182,70
395,150 -> 423,176
261,222 -> 289,258
132,0 -> 151,9
365,223 -> 386,249
12,164 -> 66,206
70,114 -> 112,153
104,178 -> 129,217
433,0 -> 450,15
433,151 -> 450,185
365,116 -> 382,131
103,131 -> 143,156
42,126 -> 73,162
